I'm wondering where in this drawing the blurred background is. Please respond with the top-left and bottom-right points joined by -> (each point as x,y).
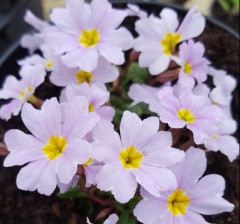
0,0 -> 239,65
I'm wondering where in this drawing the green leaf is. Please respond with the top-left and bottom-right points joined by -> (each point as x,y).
128,104 -> 143,115
110,95 -> 129,110
124,63 -> 151,85
113,109 -> 124,127
56,186 -> 86,199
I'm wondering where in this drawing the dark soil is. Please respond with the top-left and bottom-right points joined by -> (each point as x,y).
0,2 -> 239,224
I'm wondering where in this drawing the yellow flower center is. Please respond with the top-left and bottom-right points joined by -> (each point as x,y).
119,146 -> 143,170
88,104 -> 95,112
42,136 -> 67,160
212,135 -> 218,140
211,101 -> 218,105
161,33 -> 181,56
167,189 -> 190,216
45,61 -> 54,69
76,70 -> 93,84
177,109 -> 195,124
184,62 -> 192,75
19,86 -> 33,101
83,158 -> 94,168
79,29 -> 100,48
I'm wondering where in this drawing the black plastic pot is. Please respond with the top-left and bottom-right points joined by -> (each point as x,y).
0,0 -> 42,70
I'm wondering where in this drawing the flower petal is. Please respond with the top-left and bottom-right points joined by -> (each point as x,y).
4,130 -> 44,167
170,147 -> 206,191
188,174 -> 234,215
134,198 -> 166,224
21,98 -> 62,142
149,55 -> 170,75
98,43 -> 124,65
177,6 -> 205,41
134,165 -> 177,197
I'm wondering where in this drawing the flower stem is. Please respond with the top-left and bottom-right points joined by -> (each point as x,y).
179,136 -> 195,151
28,95 -> 44,108
79,176 -> 112,207
0,143 -> 9,156
85,191 -> 112,207
112,50 -> 135,94
148,68 -> 180,85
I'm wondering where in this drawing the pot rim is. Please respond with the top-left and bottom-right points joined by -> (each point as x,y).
0,0 -> 239,68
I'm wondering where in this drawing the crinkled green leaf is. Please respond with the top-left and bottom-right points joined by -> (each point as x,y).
110,96 -> 128,110
123,63 -> 151,85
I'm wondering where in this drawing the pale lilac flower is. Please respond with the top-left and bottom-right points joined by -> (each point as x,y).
84,160 -> 103,187
190,82 -> 238,161
18,45 -> 59,72
192,83 -> 210,96
203,109 -> 238,162
21,10 -> 51,54
4,97 -> 100,195
58,175 -> 80,193
47,0 -> 134,72
204,133 -> 239,162
157,87 -> 221,144
192,82 -> 237,133
50,57 -> 119,87
127,4 -> 148,18
93,112 -> 185,203
128,83 -> 170,114
21,45 -> 59,71
178,40 -> 210,86
103,214 -> 119,224
209,67 -> 237,106
87,214 -> 118,224
64,83 -> 114,121
0,65 -> 46,121
135,6 -> 205,75
134,147 -> 234,224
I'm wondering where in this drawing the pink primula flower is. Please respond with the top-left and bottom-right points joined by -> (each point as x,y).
64,83 -> 115,121
178,40 -> 210,86
50,57 -> 119,87
0,65 -> 46,121
4,97 -> 99,195
47,0 -> 134,72
157,87 -> 221,144
134,147 -> 234,224
92,111 -> 184,203
135,6 -> 205,75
